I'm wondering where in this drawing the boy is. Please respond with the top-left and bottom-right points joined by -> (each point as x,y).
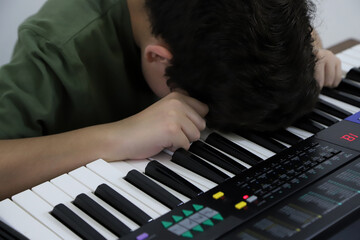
0,0 -> 341,199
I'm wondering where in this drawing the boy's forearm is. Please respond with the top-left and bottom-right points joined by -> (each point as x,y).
0,92 -> 208,200
0,125 -> 116,200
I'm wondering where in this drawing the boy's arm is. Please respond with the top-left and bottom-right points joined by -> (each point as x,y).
0,92 -> 208,200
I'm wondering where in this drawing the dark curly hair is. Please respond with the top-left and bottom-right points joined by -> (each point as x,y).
145,0 -> 320,132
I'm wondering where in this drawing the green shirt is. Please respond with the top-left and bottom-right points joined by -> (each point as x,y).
0,0 -> 157,139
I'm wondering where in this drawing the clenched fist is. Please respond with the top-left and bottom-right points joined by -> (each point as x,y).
314,49 -> 342,89
100,92 -> 209,161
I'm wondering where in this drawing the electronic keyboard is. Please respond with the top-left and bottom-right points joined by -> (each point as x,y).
1,43 -> 360,240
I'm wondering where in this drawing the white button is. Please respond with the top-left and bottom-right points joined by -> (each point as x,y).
246,195 -> 258,203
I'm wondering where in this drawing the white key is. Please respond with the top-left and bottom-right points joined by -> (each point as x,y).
319,94 -> 360,114
123,159 -> 148,173
184,141 -> 237,176
343,49 -> 360,65
149,152 -> 217,191
199,128 -> 213,140
190,152 -> 235,178
341,62 -> 354,74
198,140 -> 252,169
352,44 -> 360,54
202,129 -> 270,159
112,160 -> 139,174
218,131 -> 275,159
32,181 -> 73,206
0,198 -> 60,239
273,139 -> 291,148
124,159 -> 191,203
51,174 -> 118,240
89,159 -> 170,215
286,126 -> 313,139
337,53 -> 360,68
80,164 -> 159,220
51,174 -> 91,199
319,110 -> 342,122
343,47 -> 360,57
33,179 -> 117,237
12,190 -> 80,239
292,107 -> 341,136
337,44 -> 359,75
69,167 -> 139,230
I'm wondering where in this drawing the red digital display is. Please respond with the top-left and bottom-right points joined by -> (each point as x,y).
340,133 -> 359,142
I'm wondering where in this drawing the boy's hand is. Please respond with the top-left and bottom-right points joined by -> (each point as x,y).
314,49 -> 342,89
104,92 -> 208,160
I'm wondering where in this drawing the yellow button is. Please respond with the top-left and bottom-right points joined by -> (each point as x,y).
212,191 -> 224,200
235,201 -> 247,210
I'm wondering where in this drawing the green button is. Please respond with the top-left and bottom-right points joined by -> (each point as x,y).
182,210 -> 194,217
212,213 -> 224,221
192,225 -> 204,232
172,215 -> 183,222
202,219 -> 214,226
161,221 -> 173,228
192,204 -> 204,211
182,231 -> 193,238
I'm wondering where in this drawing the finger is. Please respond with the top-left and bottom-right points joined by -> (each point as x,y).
180,94 -> 209,118
314,61 -> 325,89
179,117 -> 202,143
169,93 -> 208,130
324,61 -> 336,88
333,57 -> 342,87
165,130 -> 191,152
182,105 -> 207,131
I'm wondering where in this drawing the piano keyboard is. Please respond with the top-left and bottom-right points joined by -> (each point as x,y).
1,44 -> 360,240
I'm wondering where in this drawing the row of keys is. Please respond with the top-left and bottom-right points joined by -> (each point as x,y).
1,94 -> 357,239
236,143 -> 343,200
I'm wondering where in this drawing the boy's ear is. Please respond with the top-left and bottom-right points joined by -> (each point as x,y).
144,45 -> 172,64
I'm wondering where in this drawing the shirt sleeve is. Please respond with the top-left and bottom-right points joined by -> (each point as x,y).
0,29 -> 66,139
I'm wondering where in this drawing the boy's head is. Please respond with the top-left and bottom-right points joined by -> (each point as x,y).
144,0 -> 320,132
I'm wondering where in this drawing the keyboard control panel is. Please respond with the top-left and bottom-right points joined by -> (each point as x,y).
121,118 -> 360,240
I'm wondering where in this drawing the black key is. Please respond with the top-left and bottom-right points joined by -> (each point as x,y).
346,67 -> 360,83
95,184 -> 152,226
265,129 -> 303,146
0,230 -> 16,240
322,88 -> 360,108
0,220 -> 29,240
316,98 -> 352,119
73,193 -> 130,237
124,169 -> 183,209
145,160 -> 203,198
235,131 -> 287,153
172,148 -> 230,184
51,203 -> 106,240
293,117 -> 325,134
205,132 -> 263,166
306,109 -> 339,126
336,78 -> 360,97
189,141 -> 246,174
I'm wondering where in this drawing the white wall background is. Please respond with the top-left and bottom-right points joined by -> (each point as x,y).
0,0 -> 48,66
313,0 -> 360,48
0,0 -> 360,67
